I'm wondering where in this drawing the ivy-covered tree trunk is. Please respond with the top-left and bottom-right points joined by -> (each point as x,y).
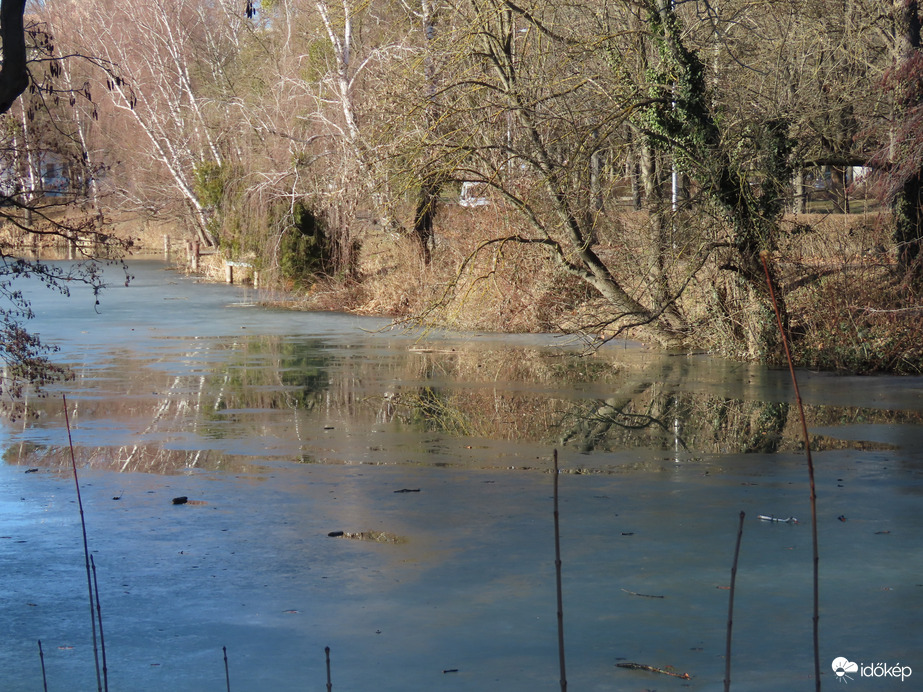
640,0 -> 792,361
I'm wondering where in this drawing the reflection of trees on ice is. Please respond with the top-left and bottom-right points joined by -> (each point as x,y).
376,390 -> 397,425
7,337 -> 923,476
117,344 -> 215,472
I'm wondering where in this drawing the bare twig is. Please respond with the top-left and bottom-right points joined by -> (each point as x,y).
90,555 -> 108,692
38,640 -> 47,692
325,646 -> 333,692
760,252 -> 820,691
620,588 -> 665,599
724,511 -> 746,692
64,393 -> 103,692
616,662 -> 690,679
859,305 -> 923,314
223,646 -> 230,692
553,450 -> 567,692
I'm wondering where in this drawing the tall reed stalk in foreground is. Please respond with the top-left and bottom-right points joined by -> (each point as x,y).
553,450 -> 567,692
38,640 -> 48,692
760,253 -> 821,690
91,555 -> 109,691
724,511 -> 746,691
63,393 -> 103,692
325,646 -> 333,691
223,646 -> 231,692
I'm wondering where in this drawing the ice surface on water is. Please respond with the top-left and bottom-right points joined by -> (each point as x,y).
1,261 -> 922,691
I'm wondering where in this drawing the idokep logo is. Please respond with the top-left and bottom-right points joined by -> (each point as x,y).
832,658 -> 859,683
832,657 -> 913,683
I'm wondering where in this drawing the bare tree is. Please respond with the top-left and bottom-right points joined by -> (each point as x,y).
0,1 -> 141,409
401,1 -> 721,346
49,0 -> 247,247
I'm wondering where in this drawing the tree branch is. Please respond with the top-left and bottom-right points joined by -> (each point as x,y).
0,0 -> 27,114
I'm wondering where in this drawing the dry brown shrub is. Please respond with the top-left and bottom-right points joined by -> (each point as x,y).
193,189 -> 922,373
773,213 -> 923,373
326,200 -> 594,334
787,266 -> 923,373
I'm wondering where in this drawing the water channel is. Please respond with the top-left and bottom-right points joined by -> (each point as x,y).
2,260 -> 922,691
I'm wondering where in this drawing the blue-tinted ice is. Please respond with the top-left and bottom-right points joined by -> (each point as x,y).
1,260 -> 922,691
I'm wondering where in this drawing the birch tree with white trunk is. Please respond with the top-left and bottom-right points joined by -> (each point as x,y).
49,0 -> 242,246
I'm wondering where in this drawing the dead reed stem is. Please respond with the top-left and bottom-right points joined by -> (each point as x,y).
38,640 -> 47,692
760,253 -> 821,690
63,393 -> 103,692
223,646 -> 230,692
325,646 -> 333,691
724,511 -> 745,692
553,449 -> 567,692
90,555 -> 109,692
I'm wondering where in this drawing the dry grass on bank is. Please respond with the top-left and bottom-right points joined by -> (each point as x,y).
0,205 -> 190,257
296,202 -> 596,335
774,213 -> 923,373
300,202 -> 923,373
14,200 -> 917,373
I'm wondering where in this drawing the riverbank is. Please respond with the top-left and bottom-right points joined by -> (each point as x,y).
214,207 -> 922,375
6,204 -> 921,374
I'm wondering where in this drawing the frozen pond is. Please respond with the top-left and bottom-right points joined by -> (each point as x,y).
2,260 -> 923,691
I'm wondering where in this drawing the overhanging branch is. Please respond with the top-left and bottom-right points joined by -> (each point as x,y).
0,0 -> 27,115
